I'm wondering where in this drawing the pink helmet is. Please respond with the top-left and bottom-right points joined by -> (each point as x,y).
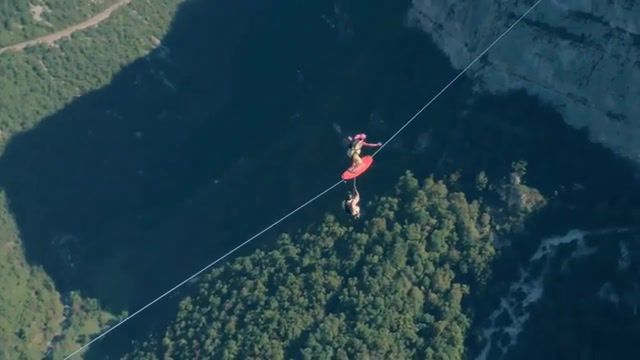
353,133 -> 367,141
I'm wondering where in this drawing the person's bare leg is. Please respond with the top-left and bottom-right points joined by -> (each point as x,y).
349,154 -> 362,171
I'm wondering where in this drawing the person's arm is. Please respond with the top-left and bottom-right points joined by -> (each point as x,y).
353,189 -> 360,204
362,141 -> 383,147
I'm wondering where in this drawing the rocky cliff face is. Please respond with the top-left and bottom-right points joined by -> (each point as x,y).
407,0 -> 640,165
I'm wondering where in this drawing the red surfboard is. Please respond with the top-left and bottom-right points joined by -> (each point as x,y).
341,155 -> 374,181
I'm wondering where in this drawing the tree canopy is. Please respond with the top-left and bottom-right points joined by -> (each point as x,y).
0,1 -> 180,358
0,0 -> 122,47
131,172 -> 498,359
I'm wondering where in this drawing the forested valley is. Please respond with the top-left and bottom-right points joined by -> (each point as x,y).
1,0 -> 640,359
130,170 -> 541,359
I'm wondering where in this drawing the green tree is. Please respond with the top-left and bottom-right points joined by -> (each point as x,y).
130,172 -> 503,359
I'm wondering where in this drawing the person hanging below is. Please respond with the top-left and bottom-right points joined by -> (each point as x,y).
343,180 -> 361,219
346,133 -> 382,171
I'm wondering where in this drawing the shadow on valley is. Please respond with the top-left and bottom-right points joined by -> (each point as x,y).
0,0 -> 467,356
2,0 -> 640,357
0,0 -> 317,305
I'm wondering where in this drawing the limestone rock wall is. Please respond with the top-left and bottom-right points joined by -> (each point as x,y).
408,0 -> 640,164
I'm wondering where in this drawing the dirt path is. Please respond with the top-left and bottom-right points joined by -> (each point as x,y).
0,0 -> 133,55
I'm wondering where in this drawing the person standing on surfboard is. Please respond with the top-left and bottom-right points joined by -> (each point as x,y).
347,133 -> 382,171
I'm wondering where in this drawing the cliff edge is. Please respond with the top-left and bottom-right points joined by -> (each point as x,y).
408,0 -> 640,165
